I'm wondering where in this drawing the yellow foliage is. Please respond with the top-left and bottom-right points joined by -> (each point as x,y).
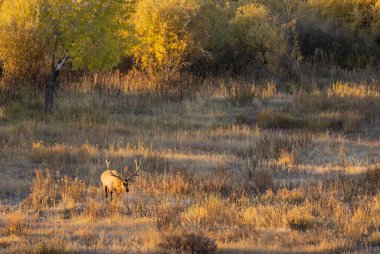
6,211 -> 29,235
276,188 -> 306,204
256,204 -> 287,228
182,196 -> 239,228
229,3 -> 285,70
328,81 -> 380,98
302,0 -> 378,32
277,149 -> 297,167
287,205 -> 315,230
182,204 -> 208,225
241,207 -> 258,227
0,0 -> 47,84
132,0 -> 200,73
370,193 -> 380,228
162,174 -> 190,194
347,207 -> 370,236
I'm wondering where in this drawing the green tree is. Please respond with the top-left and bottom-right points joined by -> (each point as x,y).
301,0 -> 377,32
0,0 -> 133,84
0,0 -> 47,85
39,0 -> 132,72
297,0 -> 379,68
228,3 -> 286,73
189,1 -> 232,72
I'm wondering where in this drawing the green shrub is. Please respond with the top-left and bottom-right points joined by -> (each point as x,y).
228,3 -> 286,73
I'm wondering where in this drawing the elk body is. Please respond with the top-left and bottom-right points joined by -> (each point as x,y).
101,160 -> 141,201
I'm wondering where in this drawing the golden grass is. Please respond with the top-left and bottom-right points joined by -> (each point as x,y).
328,81 -> 380,98
0,76 -> 379,253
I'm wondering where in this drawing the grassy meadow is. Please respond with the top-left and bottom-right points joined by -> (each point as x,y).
0,73 -> 379,253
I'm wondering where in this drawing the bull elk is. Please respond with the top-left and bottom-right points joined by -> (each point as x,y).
101,160 -> 141,201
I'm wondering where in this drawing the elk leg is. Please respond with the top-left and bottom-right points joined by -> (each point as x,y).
110,191 -> 113,201
104,185 -> 108,199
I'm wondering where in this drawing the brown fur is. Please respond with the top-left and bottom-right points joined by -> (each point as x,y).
100,169 -> 129,201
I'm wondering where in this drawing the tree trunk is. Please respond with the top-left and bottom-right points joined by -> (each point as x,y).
45,53 -> 69,113
51,32 -> 60,72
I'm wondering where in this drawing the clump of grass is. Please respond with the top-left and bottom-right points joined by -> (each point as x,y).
83,198 -> 110,221
145,151 -> 170,173
255,204 -> 287,228
77,143 -> 98,163
235,113 -> 249,125
227,81 -> 256,106
260,82 -> 277,100
294,81 -> 380,124
364,164 -> 380,194
275,188 -> 306,204
182,196 -> 239,229
277,149 -> 297,167
58,175 -> 87,206
30,142 -> 99,165
253,169 -> 274,194
256,108 -> 307,129
255,131 -> 313,161
342,111 -> 363,132
159,230 -> 217,254
241,206 -> 258,228
23,169 -> 58,210
368,231 -> 380,246
347,207 -> 370,237
257,107 -> 365,132
5,211 -> 29,235
23,169 -> 87,210
328,81 -> 379,98
286,205 -> 316,231
30,142 -> 75,164
54,105 -> 109,126
162,173 -> 191,195
199,165 -> 242,197
0,106 -> 5,120
26,238 -> 70,254
156,203 -> 184,231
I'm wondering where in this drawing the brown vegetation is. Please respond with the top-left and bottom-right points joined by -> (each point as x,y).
0,73 -> 379,253
1,1 -> 380,252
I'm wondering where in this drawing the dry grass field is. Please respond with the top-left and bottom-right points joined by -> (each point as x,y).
0,74 -> 379,253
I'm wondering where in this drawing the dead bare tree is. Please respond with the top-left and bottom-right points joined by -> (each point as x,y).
44,52 -> 69,113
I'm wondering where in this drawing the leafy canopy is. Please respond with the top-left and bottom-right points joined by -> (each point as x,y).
0,0 -> 133,84
131,0 -> 200,74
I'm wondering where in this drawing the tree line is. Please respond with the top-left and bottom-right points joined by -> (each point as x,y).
1,0 -> 380,87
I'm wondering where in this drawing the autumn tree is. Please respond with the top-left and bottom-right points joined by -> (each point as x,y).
131,0 -> 200,77
40,0 -> 133,112
0,0 -> 47,86
298,0 -> 380,68
0,0 -> 134,112
228,3 -> 286,73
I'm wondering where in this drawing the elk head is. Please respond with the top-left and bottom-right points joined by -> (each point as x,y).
101,159 -> 142,200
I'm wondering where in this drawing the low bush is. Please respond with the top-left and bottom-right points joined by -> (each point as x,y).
5,211 -> 29,235
159,230 -> 217,254
287,205 -> 316,231
23,169 -> 87,210
156,203 -> 183,231
256,108 -> 307,129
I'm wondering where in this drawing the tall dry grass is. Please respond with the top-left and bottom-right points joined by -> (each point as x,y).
0,73 -> 379,253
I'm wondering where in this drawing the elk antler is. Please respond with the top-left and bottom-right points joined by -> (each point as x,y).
106,160 -> 124,180
110,171 -> 124,181
127,160 -> 141,181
